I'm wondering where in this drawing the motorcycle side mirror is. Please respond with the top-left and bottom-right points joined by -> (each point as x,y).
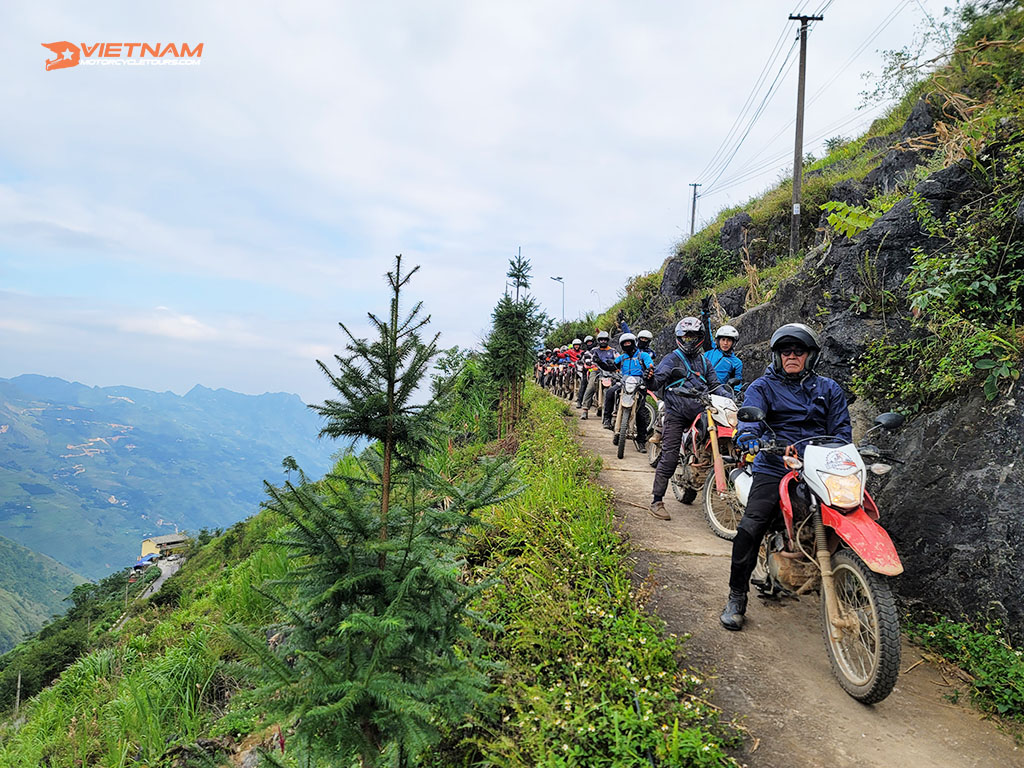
737,405 -> 766,423
874,412 -> 905,431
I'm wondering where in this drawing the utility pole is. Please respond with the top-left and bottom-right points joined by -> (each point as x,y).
789,12 -> 823,256
14,671 -> 21,718
689,183 -> 702,237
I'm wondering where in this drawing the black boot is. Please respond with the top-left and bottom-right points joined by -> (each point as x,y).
603,420 -> 613,430
719,590 -> 748,631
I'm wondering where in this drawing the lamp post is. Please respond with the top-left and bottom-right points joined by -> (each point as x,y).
550,276 -> 565,324
590,289 -> 601,310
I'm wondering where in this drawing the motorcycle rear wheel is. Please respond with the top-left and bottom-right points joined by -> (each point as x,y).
821,549 -> 901,704
701,471 -> 740,540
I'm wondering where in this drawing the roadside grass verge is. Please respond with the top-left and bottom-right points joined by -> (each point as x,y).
463,387 -> 739,767
908,615 -> 1024,722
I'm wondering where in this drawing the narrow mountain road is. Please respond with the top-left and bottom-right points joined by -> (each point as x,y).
574,411 -> 1021,768
112,558 -> 182,631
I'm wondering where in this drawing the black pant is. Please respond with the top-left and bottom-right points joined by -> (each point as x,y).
604,383 -> 648,440
729,473 -> 782,594
652,412 -> 685,500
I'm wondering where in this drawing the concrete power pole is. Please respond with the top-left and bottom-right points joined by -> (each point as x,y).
789,13 -> 823,256
689,183 -> 702,237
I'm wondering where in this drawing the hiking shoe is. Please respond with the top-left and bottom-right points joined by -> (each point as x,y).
580,410 -> 589,420
720,591 -> 748,631
602,421 -> 613,430
649,501 -> 671,520
612,433 -> 620,446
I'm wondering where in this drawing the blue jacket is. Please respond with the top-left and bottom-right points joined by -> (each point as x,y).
610,350 -> 653,377
704,348 -> 743,393
738,364 -> 853,478
649,349 -> 731,423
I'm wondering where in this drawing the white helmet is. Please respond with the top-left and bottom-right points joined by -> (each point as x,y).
584,335 -> 594,343
571,338 -> 582,346
715,325 -> 739,341
619,333 -> 637,348
637,330 -> 653,341
597,331 -> 610,343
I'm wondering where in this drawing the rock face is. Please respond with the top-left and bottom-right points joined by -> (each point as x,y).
874,391 -> 1024,639
660,257 -> 694,298
720,212 -> 753,253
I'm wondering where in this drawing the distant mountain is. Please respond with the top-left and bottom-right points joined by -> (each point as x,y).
0,375 -> 337,580
0,535 -> 85,653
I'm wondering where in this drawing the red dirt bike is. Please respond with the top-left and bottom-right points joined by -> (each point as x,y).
735,405 -> 906,704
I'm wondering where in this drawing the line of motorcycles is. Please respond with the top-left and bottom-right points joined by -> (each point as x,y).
578,374 -> 910,705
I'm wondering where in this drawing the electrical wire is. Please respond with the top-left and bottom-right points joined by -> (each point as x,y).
693,0 -> 813,185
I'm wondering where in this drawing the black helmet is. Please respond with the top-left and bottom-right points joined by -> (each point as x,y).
769,323 -> 821,378
675,317 -> 704,355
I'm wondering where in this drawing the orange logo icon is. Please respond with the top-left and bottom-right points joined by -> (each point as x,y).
42,41 -> 81,70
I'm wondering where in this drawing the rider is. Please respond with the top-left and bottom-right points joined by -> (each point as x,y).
704,325 -> 743,395
637,329 -> 657,363
646,317 -> 732,521
595,333 -> 653,450
568,338 -> 583,363
576,336 -> 597,408
580,331 -> 616,420
720,323 -> 852,631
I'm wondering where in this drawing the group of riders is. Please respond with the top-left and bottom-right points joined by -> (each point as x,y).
536,318 -> 850,633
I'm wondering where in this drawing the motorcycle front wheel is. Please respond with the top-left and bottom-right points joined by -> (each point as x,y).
616,406 -> 629,459
701,471 -> 740,540
821,549 -> 901,704
670,472 -> 697,504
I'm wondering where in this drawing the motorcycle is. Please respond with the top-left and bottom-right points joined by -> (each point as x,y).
668,382 -> 742,538
735,405 -> 906,704
610,373 -> 656,460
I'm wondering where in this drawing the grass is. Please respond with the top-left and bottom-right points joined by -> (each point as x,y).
451,387 -> 739,767
908,615 -> 1024,721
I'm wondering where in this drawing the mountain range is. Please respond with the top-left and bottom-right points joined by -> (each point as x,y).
0,374 -> 338,645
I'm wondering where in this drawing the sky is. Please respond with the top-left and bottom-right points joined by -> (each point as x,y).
0,0 -> 950,403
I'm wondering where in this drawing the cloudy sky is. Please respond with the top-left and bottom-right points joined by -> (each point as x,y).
0,1 -> 947,403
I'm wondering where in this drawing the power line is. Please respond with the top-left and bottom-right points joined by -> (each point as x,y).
702,0 -> 912,193
693,0 -> 813,185
700,37 -> 800,194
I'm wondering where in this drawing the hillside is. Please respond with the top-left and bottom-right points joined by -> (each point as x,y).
0,375 -> 336,580
0,536 -> 85,654
576,4 -> 1024,640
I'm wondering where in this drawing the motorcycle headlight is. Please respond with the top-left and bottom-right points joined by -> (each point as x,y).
818,472 -> 863,508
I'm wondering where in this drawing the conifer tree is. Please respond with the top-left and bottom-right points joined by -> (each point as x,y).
484,255 -> 547,436
230,255 -> 517,768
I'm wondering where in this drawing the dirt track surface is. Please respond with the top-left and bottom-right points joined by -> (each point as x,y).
573,411 -> 1021,768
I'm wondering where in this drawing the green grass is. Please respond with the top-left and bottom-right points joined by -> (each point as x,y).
453,388 -> 739,767
908,615 -> 1024,721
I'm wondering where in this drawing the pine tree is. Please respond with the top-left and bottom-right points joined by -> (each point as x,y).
230,255 -> 517,767
484,255 -> 547,436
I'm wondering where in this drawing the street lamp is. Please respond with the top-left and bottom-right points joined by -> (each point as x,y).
550,276 -> 565,324
590,289 -> 601,310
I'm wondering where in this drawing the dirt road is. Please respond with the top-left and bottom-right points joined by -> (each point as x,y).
574,412 -> 1021,768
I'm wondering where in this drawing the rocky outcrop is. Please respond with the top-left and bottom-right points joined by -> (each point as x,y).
875,391 -> 1024,639
720,212 -> 753,253
660,257 -> 694,298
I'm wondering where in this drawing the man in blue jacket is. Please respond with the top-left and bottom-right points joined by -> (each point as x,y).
596,333 -> 653,449
720,323 -> 852,631
646,317 -> 733,520
704,325 -> 743,395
